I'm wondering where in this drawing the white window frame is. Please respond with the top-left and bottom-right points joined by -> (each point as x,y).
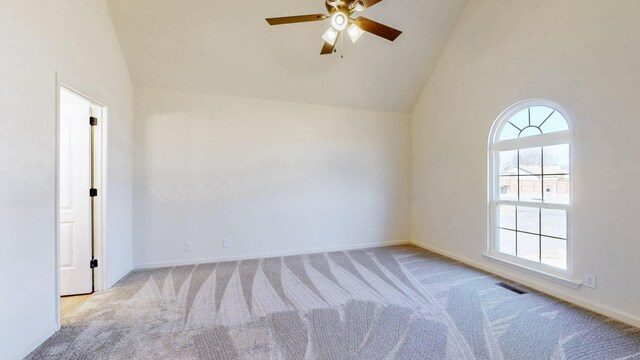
486,99 -> 576,285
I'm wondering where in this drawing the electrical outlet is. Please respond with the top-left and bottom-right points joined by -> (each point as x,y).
583,273 -> 596,289
223,239 -> 230,248
184,241 -> 193,252
367,228 -> 373,238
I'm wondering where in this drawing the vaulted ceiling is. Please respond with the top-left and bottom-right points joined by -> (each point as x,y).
107,0 -> 467,113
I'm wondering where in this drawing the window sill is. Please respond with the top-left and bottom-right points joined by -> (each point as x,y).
483,254 -> 582,290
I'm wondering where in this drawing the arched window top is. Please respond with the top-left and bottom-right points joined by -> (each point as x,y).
493,100 -> 570,144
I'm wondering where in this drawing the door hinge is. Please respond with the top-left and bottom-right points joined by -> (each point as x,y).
90,116 -> 98,126
90,188 -> 98,197
90,259 -> 99,268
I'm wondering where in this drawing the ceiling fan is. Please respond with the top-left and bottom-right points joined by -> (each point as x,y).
266,0 -> 402,55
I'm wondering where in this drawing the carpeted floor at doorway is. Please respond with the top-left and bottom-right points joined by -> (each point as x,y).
28,245 -> 640,359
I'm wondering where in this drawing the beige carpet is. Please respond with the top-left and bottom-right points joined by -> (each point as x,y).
29,245 -> 640,359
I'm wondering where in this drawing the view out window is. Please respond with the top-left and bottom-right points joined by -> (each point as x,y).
489,100 -> 571,272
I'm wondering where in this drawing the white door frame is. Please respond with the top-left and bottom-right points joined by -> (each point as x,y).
55,76 -> 107,330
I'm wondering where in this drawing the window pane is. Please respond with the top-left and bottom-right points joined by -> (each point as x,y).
499,150 -> 518,175
541,237 -> 567,269
519,176 -> 542,202
499,205 -> 516,230
543,144 -> 569,174
517,232 -> 540,262
530,106 -> 555,126
509,109 -> 529,130
519,147 -> 542,175
541,208 -> 567,239
499,229 -> 516,256
520,126 -> 542,138
517,206 -> 539,234
540,111 -> 569,134
543,175 -> 570,204
500,176 -> 518,201
499,123 -> 520,141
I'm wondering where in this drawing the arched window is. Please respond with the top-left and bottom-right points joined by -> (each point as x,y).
488,99 -> 571,274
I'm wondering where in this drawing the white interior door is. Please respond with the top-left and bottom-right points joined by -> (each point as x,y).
59,92 -> 93,296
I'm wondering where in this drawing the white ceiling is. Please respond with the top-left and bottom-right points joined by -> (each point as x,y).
107,0 -> 467,113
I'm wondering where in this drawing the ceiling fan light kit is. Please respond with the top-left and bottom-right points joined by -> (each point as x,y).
265,0 -> 402,55
330,12 -> 348,31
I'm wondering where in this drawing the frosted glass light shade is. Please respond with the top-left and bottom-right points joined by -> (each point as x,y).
331,12 -> 348,31
348,24 -> 364,43
322,27 -> 339,46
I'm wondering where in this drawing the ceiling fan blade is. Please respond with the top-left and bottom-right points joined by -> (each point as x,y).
266,14 -> 328,26
320,41 -> 336,55
352,17 -> 402,41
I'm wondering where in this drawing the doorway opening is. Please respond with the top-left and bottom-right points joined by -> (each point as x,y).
57,84 -> 106,321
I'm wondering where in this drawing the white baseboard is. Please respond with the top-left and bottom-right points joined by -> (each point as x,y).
134,239 -> 412,270
10,323 -> 57,360
409,240 -> 640,329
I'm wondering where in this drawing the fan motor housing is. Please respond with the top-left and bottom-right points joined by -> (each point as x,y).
325,0 -> 359,15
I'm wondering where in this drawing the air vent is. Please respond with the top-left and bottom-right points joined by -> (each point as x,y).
496,282 -> 528,295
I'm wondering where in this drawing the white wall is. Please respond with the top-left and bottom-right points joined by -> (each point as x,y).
412,0 -> 640,325
134,87 -> 411,267
0,1 -> 133,358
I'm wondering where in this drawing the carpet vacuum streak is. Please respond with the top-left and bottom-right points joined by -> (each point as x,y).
28,245 -> 640,359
